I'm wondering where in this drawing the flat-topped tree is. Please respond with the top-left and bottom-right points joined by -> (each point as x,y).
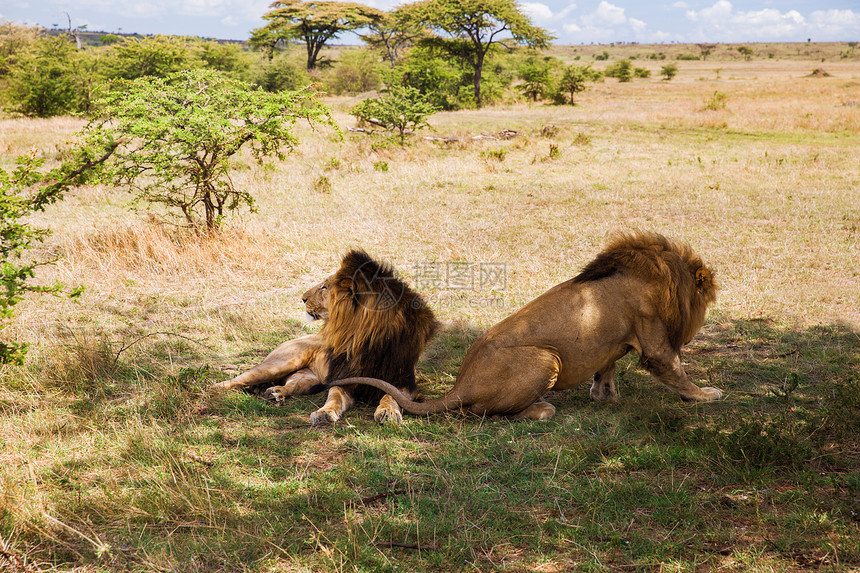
402,0 -> 553,107
253,0 -> 384,70
361,11 -> 428,68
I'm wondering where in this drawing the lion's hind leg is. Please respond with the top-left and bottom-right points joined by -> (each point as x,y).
214,334 -> 321,392
263,368 -> 323,404
589,363 -> 619,402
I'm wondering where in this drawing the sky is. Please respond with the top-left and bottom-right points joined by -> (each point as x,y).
1,0 -> 859,44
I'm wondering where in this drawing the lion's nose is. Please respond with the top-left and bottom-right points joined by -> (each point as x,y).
302,296 -> 308,303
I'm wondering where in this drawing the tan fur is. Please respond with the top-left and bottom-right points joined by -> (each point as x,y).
214,251 -> 438,425
329,232 -> 721,420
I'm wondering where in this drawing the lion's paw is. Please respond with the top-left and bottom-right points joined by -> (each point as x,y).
699,386 -> 723,401
310,408 -> 339,426
589,382 -> 618,402
212,378 -> 238,391
263,386 -> 290,405
374,406 -> 404,425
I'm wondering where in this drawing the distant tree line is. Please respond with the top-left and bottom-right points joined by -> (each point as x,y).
0,0 -> 627,117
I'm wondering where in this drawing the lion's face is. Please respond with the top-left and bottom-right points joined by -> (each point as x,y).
303,276 -> 333,321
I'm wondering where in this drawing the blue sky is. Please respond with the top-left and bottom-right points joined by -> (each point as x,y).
1,0 -> 858,43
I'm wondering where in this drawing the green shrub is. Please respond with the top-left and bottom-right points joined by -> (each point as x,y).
480,148 -> 507,162
251,52 -> 308,92
553,64 -> 601,105
703,90 -> 728,111
351,83 -> 437,143
195,40 -> 253,80
660,63 -> 678,81
392,46 -> 464,110
0,147 -> 115,362
518,60 -> 553,102
326,48 -> 383,95
3,36 -> 91,117
313,175 -> 333,193
102,35 -> 195,80
604,59 -> 632,82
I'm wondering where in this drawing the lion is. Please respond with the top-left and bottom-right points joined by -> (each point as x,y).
325,232 -> 721,420
214,250 -> 439,425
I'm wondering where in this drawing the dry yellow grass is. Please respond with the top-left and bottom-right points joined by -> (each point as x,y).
2,58 -> 858,377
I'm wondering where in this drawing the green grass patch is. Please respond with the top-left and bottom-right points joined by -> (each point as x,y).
0,318 -> 857,571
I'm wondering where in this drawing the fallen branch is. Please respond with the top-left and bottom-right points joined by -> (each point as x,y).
423,129 -> 520,143
114,331 -> 210,362
375,541 -> 435,552
361,489 -> 406,505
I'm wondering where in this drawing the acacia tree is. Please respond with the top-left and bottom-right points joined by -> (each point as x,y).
77,69 -> 336,231
361,11 -> 427,68
252,0 -> 384,70
403,0 -> 552,107
555,64 -> 601,105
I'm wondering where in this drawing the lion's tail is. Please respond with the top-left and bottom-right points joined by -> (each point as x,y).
326,377 -> 461,416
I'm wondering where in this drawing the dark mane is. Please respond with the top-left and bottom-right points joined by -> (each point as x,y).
321,250 -> 439,401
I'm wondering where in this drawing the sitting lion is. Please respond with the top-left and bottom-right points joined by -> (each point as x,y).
214,250 -> 439,425
326,232 -> 721,420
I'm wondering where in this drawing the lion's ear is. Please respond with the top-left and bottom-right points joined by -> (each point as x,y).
695,267 -> 712,288
335,276 -> 356,301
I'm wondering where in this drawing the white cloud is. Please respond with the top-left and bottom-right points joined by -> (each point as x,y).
522,2 -> 554,22
629,17 -> 646,32
809,9 -> 860,38
683,1 -> 860,41
671,1 -> 689,9
562,1 -> 658,42
686,0 -> 732,23
522,2 -> 577,25
587,1 -> 627,27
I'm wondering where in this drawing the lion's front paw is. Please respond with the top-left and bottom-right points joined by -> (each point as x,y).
699,386 -> 723,401
263,386 -> 290,405
310,408 -> 339,426
374,405 -> 404,424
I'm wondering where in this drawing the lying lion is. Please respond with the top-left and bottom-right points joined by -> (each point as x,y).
215,250 -> 439,425
326,232 -> 722,420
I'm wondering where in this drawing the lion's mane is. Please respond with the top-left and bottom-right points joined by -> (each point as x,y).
573,231 -> 717,353
320,250 -> 439,401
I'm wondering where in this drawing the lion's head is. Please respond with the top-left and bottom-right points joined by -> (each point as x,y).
574,231 -> 717,351
302,277 -> 332,321
320,250 -> 439,395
